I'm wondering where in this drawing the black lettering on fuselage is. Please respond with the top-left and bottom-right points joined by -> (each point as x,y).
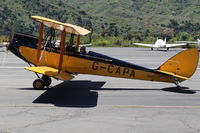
115,66 -> 121,75
123,67 -> 129,75
108,65 -> 114,73
130,69 -> 135,78
92,62 -> 99,70
92,62 -> 135,78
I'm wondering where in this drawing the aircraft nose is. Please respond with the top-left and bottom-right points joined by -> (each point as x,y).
7,38 -> 19,55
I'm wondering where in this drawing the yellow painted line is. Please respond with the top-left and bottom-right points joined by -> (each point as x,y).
0,67 -> 24,68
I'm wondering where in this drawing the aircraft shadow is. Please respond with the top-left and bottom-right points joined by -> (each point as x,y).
33,81 -> 105,108
162,87 -> 197,94
26,80 -> 197,108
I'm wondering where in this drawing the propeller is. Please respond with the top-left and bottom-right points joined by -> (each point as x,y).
6,28 -> 15,52
1,28 -> 15,66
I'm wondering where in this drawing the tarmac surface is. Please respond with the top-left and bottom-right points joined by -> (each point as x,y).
0,47 -> 200,133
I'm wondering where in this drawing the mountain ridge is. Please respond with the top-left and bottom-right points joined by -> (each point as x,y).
0,0 -> 200,37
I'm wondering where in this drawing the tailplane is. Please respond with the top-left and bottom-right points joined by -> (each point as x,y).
158,48 -> 199,79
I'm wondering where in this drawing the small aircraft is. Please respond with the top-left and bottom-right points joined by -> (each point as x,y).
0,42 -> 8,52
6,16 -> 199,89
54,40 -> 92,48
175,39 -> 200,51
133,38 -> 187,51
0,42 -> 8,48
175,39 -> 200,45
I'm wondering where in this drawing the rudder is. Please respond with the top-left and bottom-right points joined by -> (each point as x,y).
158,48 -> 199,78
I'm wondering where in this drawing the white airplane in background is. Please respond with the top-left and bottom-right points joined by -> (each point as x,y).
0,42 -> 8,48
133,38 -> 187,51
175,39 -> 200,45
0,42 -> 8,52
54,40 -> 92,47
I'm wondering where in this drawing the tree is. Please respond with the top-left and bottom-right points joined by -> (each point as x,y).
177,32 -> 193,41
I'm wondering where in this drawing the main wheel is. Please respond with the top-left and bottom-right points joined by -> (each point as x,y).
41,75 -> 52,86
33,79 -> 45,90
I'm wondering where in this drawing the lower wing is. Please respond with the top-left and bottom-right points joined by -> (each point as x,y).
25,66 -> 74,81
166,43 -> 187,48
133,43 -> 157,48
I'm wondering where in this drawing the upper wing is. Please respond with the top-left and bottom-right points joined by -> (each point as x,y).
133,43 -> 157,48
166,43 -> 187,48
25,66 -> 74,81
175,41 -> 198,44
31,16 -> 91,35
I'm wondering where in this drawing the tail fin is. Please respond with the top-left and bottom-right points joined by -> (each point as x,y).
158,48 -> 199,79
164,37 -> 167,43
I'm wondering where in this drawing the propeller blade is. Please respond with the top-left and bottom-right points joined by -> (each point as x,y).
6,27 -> 15,52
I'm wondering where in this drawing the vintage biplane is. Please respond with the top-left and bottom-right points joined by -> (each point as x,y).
7,16 -> 199,89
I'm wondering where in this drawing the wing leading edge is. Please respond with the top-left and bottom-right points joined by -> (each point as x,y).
133,43 -> 158,48
25,66 -> 74,81
166,43 -> 186,48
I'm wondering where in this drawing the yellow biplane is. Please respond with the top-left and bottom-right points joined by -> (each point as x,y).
7,16 -> 199,89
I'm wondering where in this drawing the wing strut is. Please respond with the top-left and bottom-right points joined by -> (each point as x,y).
76,35 -> 80,51
37,23 -> 44,65
58,30 -> 66,73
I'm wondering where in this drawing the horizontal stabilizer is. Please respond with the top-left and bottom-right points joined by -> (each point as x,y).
25,66 -> 74,81
158,70 -> 190,80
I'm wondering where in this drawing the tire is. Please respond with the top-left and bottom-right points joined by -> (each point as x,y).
42,75 -> 52,86
33,79 -> 45,90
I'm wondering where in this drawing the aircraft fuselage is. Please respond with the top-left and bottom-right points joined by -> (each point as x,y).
8,33 -> 182,83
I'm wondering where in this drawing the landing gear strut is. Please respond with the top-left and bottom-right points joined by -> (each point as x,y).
41,75 -> 52,86
33,75 -> 52,89
173,77 -> 181,89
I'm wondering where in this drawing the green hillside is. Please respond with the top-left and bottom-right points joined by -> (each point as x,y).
1,0 -> 200,45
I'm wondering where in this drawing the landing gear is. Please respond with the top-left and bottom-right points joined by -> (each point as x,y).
151,48 -> 153,51
33,79 -> 45,90
41,75 -> 52,86
33,75 -> 52,89
166,48 -> 169,51
173,77 -> 181,89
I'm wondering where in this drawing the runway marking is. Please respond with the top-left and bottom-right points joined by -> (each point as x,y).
0,104 -> 54,107
1,104 -> 200,109
0,66 -> 24,69
99,105 -> 200,109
